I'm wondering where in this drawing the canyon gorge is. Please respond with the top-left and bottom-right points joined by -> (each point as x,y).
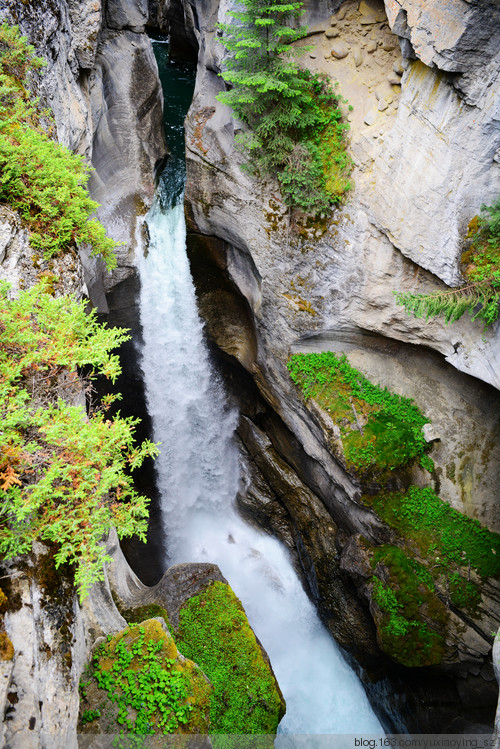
0,0 -> 499,745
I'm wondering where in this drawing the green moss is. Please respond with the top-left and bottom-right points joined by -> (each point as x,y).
370,546 -> 447,667
364,485 -> 500,578
448,573 -> 481,612
176,581 -> 284,739
287,352 -> 429,476
113,597 -> 171,630
80,620 -> 212,736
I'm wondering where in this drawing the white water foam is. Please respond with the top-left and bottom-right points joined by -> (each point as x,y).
138,197 -> 384,737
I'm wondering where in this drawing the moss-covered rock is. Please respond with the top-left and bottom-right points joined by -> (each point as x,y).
367,545 -> 448,667
79,618 -> 212,739
175,581 -> 286,738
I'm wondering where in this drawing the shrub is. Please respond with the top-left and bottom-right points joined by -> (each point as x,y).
364,485 -> 500,578
0,23 -> 117,268
287,351 -> 429,474
84,620 -> 211,735
395,198 -> 500,329
0,281 -> 158,599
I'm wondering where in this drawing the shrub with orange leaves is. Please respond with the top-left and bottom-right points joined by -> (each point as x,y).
0,281 -> 158,599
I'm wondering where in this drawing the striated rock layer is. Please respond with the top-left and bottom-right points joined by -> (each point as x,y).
181,0 -> 500,731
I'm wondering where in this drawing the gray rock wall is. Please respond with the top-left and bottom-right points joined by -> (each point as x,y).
0,0 -> 167,301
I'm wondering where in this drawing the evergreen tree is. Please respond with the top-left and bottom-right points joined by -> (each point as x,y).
217,0 -> 352,213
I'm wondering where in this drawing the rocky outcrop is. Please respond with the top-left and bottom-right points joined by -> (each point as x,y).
0,549 -> 87,749
0,0 -> 167,301
0,206 -> 85,298
384,0 -> 500,101
181,0 -> 500,731
0,528 -> 283,746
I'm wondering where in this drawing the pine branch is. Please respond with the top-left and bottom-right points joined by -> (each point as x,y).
394,278 -> 500,329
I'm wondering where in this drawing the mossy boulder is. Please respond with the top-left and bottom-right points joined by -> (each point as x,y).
79,618 -> 212,740
175,581 -> 286,738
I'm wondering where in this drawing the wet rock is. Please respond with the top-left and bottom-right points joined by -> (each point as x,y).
106,0 -> 148,32
340,535 -> 374,581
0,0 -> 166,301
67,0 -> 102,70
88,29 -> 166,290
331,41 -> 349,59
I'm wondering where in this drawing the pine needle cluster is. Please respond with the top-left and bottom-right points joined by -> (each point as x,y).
216,0 -> 352,213
395,198 -> 500,330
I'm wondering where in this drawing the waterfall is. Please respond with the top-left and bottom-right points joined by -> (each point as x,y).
136,41 -> 384,739
138,181 -> 383,740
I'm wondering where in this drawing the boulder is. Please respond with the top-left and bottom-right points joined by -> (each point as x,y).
331,41 -> 350,59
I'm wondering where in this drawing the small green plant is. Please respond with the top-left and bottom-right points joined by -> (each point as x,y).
216,0 -> 352,213
287,352 -> 430,474
85,621 -> 211,736
176,581 -> 284,738
370,545 -> 447,667
0,23 -> 118,268
0,281 -> 158,599
448,572 -> 481,610
81,708 -> 100,725
395,198 -> 500,329
420,454 -> 434,473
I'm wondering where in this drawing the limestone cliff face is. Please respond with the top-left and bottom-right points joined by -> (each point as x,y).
0,0 -> 166,302
181,0 -> 500,730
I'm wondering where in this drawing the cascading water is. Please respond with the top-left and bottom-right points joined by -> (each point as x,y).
138,40 -> 384,741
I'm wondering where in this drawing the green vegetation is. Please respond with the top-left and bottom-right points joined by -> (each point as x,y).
419,454 -> 434,473
287,352 -> 429,475
0,23 -> 117,268
395,198 -> 500,329
81,620 -> 211,735
370,546 -> 447,667
115,600 -> 172,628
217,0 -> 352,213
363,485 -> 500,578
0,281 -> 158,599
176,581 -> 284,738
